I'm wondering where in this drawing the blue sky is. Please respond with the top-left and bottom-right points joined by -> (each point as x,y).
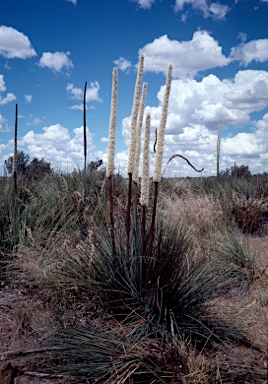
0,0 -> 268,177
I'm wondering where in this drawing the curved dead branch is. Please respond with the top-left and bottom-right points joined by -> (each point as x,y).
162,153 -> 204,177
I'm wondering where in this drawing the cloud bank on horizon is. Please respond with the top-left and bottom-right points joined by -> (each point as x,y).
0,0 -> 268,177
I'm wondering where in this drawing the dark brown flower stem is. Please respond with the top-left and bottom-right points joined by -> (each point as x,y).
83,82 -> 87,197
133,181 -> 139,224
126,173 -> 132,251
142,205 -> 146,255
108,175 -> 115,252
149,181 -> 159,255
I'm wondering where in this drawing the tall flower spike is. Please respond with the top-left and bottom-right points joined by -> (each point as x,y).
140,113 -> 151,207
133,82 -> 148,183
13,104 -> 18,177
128,54 -> 144,175
13,103 -> 18,194
106,67 -> 118,178
153,64 -> 172,183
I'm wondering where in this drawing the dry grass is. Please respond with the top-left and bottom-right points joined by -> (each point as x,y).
0,278 -> 57,384
162,192 -> 226,253
221,190 -> 268,233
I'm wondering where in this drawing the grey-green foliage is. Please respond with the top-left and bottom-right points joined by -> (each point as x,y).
88,208 -> 250,348
215,233 -> 258,284
220,163 -> 252,178
23,168 -> 106,247
24,174 -> 89,245
4,150 -> 52,180
0,176 -> 26,256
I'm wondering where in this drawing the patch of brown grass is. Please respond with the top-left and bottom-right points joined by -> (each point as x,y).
162,192 -> 226,252
222,190 -> 268,233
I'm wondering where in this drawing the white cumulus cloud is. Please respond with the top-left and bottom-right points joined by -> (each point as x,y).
18,124 -> 97,169
66,82 -> 101,109
25,94 -> 33,103
0,75 -> 6,92
39,51 -> 73,72
113,57 -> 132,73
0,93 -> 16,105
139,31 -> 230,78
230,39 -> 268,66
0,74 -> 16,105
132,0 -> 156,9
66,0 -> 77,4
69,104 -> 85,111
0,114 -> 6,132
208,2 -> 229,19
222,132 -> 266,156
0,26 -> 37,59
86,82 -> 101,102
174,0 -> 230,20
66,83 -> 83,99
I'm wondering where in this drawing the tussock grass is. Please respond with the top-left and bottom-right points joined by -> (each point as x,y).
162,192 -> 226,253
0,176 -> 25,256
189,174 -> 268,234
214,233 -> 260,286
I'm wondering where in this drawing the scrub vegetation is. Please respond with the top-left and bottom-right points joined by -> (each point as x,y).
0,57 -> 267,383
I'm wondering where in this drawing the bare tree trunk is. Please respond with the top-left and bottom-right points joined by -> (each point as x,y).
13,104 -> 18,195
83,81 -> 87,196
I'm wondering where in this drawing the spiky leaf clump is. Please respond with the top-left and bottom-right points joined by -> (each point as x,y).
89,208 -> 250,348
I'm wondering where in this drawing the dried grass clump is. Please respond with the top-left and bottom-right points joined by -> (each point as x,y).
163,193 -> 225,250
24,176 -> 96,248
40,232 -> 95,291
10,229 -> 95,296
9,247 -> 48,285
206,290 -> 267,352
222,190 -> 268,233
214,347 -> 267,384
